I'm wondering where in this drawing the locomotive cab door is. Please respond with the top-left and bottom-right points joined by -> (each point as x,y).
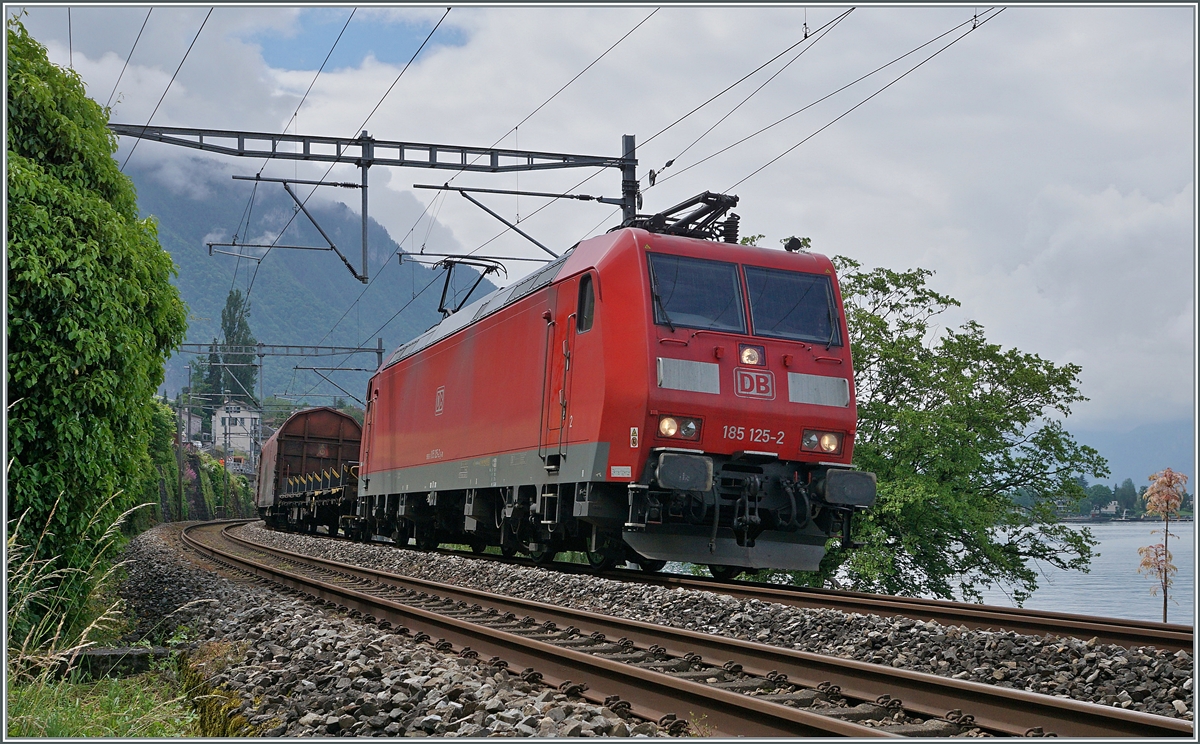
362,385 -> 378,475
540,278 -> 578,471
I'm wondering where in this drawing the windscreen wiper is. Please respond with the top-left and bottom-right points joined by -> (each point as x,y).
826,303 -> 838,350
649,266 -> 676,332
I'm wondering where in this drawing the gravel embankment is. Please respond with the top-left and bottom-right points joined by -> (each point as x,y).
118,525 -> 665,737
241,522 -> 1195,721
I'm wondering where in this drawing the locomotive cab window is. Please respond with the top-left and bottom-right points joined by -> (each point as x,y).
744,266 -> 841,345
647,253 -> 746,333
577,274 -> 596,333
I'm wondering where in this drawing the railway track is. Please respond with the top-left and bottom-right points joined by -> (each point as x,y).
596,568 -> 1196,654
280,525 -> 1192,652
411,544 -> 1193,653
184,522 -> 1192,738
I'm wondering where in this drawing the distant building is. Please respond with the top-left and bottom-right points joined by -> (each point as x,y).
179,409 -> 202,439
1100,500 -> 1120,516
212,403 -> 261,456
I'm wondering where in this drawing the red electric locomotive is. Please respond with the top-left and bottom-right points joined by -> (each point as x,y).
342,193 -> 877,578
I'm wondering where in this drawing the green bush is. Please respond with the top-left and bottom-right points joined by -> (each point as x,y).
6,17 -> 187,639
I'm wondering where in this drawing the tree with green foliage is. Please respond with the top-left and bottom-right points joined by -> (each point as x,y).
1082,482 -> 1116,516
6,18 -> 187,638
331,396 -> 365,425
1113,478 -> 1140,513
806,258 -> 1108,603
218,289 -> 258,406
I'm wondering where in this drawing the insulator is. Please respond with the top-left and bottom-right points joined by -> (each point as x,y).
722,213 -> 740,243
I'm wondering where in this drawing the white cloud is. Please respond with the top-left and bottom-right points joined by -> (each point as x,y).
13,5 -> 1194,433
932,183 -> 1194,429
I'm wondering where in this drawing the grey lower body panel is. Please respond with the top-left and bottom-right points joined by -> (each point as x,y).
623,528 -> 828,571
361,442 -> 611,497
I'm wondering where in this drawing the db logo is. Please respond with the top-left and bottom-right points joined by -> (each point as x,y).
434,386 -> 445,416
734,368 -> 775,400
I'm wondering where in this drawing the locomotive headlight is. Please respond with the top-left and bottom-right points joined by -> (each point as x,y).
739,344 -> 766,366
659,417 -> 679,437
801,429 -> 843,455
819,433 -> 840,453
658,415 -> 701,440
679,418 -> 698,439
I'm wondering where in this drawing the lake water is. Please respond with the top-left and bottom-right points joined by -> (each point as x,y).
663,521 -> 1195,625
979,521 -> 1195,625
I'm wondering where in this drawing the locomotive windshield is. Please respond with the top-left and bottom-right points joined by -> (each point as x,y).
744,265 -> 841,346
647,253 -> 746,333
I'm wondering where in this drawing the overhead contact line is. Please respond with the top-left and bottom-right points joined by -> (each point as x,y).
728,8 -> 1005,191
120,7 -> 212,172
104,7 -> 152,110
305,8 -> 659,391
255,8 -> 451,400
453,8 -> 853,252
244,7 -> 452,301
653,7 -> 1001,189
645,7 -> 854,184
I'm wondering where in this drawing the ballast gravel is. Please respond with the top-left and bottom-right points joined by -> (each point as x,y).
118,525 -> 667,737
240,522 -> 1195,721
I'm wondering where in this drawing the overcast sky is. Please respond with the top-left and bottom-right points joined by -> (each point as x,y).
13,4 -> 1197,436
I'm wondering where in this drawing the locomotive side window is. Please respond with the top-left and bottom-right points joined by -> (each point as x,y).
647,253 -> 746,334
577,274 -> 596,333
744,265 -> 841,346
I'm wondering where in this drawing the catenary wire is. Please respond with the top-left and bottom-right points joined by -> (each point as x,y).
728,8 -> 1004,191
443,8 -> 660,189
655,9 -> 851,180
120,7 -> 213,172
466,10 -> 991,283
640,9 -> 853,153
293,9 -> 997,404
256,8 -> 357,179
104,7 -> 152,110
292,6 -> 818,399
455,10 -> 855,259
244,7 -> 451,301
288,9 -> 850,399
230,8 -> 356,303
656,8 -> 998,187
264,9 -> 452,398
301,7 -> 657,380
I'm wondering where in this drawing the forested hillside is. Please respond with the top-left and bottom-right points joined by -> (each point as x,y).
127,157 -> 496,402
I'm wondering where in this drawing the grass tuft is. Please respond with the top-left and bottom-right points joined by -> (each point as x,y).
6,670 -> 197,737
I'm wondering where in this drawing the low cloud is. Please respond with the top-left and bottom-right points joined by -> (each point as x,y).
16,5 -> 1193,434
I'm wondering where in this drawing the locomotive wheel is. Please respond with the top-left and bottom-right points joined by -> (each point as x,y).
708,564 -> 744,581
637,558 -> 668,573
470,539 -> 488,554
528,548 -> 557,565
586,551 -> 617,571
500,544 -> 518,558
415,532 -> 438,551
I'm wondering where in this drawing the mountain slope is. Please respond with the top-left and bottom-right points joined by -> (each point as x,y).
130,157 -> 494,403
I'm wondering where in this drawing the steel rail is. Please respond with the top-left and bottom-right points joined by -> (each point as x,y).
595,569 -> 1196,653
420,542 -> 1192,653
226,524 -> 1193,738
265,525 -> 1193,651
181,523 -> 891,737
